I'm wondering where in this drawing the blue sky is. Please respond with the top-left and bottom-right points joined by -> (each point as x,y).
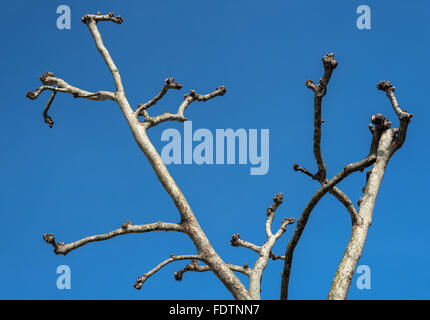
1,0 -> 429,299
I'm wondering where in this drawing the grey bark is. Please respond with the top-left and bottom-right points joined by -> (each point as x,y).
27,11 -> 296,300
327,82 -> 412,299
26,14 -> 411,300
280,55 -> 412,300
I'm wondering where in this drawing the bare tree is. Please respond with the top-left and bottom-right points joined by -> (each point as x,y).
26,12 -> 412,300
26,12 -> 296,301
279,55 -> 412,300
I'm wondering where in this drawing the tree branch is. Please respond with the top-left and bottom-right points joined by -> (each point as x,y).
280,54 -> 410,301
280,154 -> 376,299
139,86 -> 227,129
293,163 -> 359,224
230,233 -> 285,261
82,11 -> 124,93
305,53 -> 338,181
27,11 -> 250,300
265,193 -> 284,238
42,91 -> 56,128
304,54 -> 359,222
249,194 -> 295,299
329,186 -> 359,222
135,78 -> 183,116
26,72 -> 116,101
299,54 -> 361,224
173,260 -> 251,281
82,12 -> 124,24
133,254 -> 202,289
376,81 -> 413,154
230,193 -> 295,299
230,233 -> 261,254
328,82 -> 413,300
43,220 -> 184,255
230,193 -> 288,257
26,72 -> 116,127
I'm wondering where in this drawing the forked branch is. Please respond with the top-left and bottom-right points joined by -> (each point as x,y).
134,254 -> 202,289
327,81 -> 412,300
137,84 -> 227,129
280,56 -> 412,300
173,260 -> 251,282
43,221 -> 184,255
281,153 -> 376,299
134,255 -> 251,290
28,11 -> 250,300
376,80 -> 413,153
230,193 -> 296,299
82,12 -> 124,92
26,72 -> 116,127
135,78 -> 183,115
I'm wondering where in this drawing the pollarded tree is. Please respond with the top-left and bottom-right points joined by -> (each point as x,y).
26,12 -> 412,300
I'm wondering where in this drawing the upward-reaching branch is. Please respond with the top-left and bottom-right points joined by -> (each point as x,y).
135,78 -> 183,116
281,154 -> 376,299
305,53 -> 338,182
376,81 -> 413,153
327,81 -> 412,300
230,193 -> 296,299
27,11 -> 251,300
280,54 -> 411,301
301,54 -> 360,225
82,12 -> 125,93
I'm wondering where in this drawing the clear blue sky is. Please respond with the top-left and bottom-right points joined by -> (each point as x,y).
1,0 -> 429,299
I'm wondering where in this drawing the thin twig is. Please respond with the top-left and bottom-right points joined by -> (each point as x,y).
43,221 -> 184,255
173,260 -> 251,281
141,86 -> 227,129
134,254 -> 202,289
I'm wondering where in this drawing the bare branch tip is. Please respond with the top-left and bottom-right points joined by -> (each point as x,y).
370,113 -> 391,131
81,12 -> 124,25
26,90 -> 36,100
173,272 -> 181,281
230,233 -> 240,246
217,85 -> 227,96
377,80 -> 395,92
45,117 -> 54,128
133,276 -> 145,290
43,233 -> 64,254
273,192 -> 283,205
39,72 -> 54,84
282,217 -> 296,225
165,77 -> 182,90
322,53 -> 338,69
305,79 -> 316,91
43,233 -> 55,244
